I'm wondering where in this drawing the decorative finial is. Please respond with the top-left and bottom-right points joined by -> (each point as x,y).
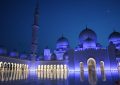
35,0 -> 39,14
36,0 -> 39,8
86,25 -> 88,29
113,29 -> 116,32
62,33 -> 64,37
45,46 -> 48,49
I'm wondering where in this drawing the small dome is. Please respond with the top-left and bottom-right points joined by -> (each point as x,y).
51,53 -> 56,60
79,27 -> 97,43
108,31 -> 120,44
109,31 -> 120,39
9,51 -> 19,57
57,36 -> 69,43
20,54 -> 27,59
0,48 -> 7,55
56,36 -> 69,49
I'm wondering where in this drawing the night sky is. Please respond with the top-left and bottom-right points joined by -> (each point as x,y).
0,0 -> 120,54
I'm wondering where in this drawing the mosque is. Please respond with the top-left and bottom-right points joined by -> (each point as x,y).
0,0 -> 120,76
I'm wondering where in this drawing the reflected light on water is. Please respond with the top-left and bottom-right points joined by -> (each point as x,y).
0,62 -> 29,82
1,61 -> 120,85
0,68 -> 28,82
117,62 -> 120,78
37,64 -> 68,80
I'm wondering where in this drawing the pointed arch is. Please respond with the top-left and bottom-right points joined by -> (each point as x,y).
87,58 -> 96,66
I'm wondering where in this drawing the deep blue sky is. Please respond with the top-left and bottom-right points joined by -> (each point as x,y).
0,0 -> 120,54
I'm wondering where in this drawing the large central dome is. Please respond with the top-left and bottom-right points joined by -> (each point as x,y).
79,27 -> 97,43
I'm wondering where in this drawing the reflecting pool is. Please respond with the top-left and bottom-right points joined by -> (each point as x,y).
0,69 -> 120,85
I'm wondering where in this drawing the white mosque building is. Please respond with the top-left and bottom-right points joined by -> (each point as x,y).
42,27 -> 120,72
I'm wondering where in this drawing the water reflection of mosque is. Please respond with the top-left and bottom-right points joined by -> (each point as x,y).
37,65 -> 68,80
0,65 -> 28,82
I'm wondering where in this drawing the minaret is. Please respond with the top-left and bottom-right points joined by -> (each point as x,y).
31,0 -> 39,61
